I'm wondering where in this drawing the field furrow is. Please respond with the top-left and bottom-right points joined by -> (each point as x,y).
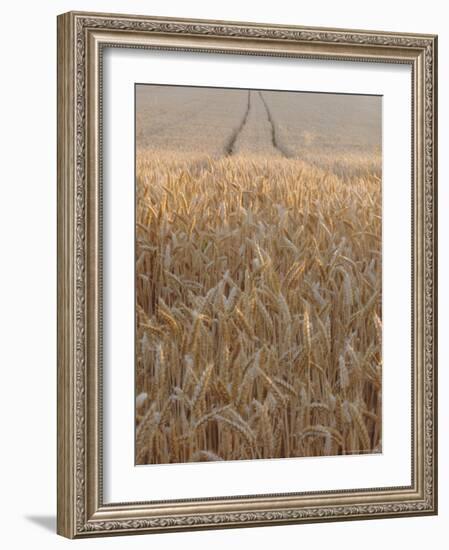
231,91 -> 284,157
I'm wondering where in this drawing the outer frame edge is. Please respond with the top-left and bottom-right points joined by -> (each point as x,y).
56,11 -> 77,540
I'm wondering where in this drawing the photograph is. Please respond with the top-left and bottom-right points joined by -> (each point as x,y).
134,84 -> 383,465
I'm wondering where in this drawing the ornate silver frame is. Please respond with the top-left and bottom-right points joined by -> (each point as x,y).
57,11 -> 438,538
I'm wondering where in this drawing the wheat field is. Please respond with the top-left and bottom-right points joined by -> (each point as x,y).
135,86 -> 382,464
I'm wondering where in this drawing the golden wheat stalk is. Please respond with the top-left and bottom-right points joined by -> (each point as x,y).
135,150 -> 382,464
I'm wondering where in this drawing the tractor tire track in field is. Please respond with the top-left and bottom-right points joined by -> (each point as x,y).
227,90 -> 287,157
225,90 -> 251,155
258,91 -> 291,157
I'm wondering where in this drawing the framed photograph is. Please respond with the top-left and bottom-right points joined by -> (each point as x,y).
57,11 -> 438,538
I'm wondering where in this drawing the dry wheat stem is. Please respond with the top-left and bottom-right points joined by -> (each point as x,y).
135,150 -> 382,464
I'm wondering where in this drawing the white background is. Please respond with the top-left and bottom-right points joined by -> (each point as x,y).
0,1 -> 445,549
104,49 -> 411,502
